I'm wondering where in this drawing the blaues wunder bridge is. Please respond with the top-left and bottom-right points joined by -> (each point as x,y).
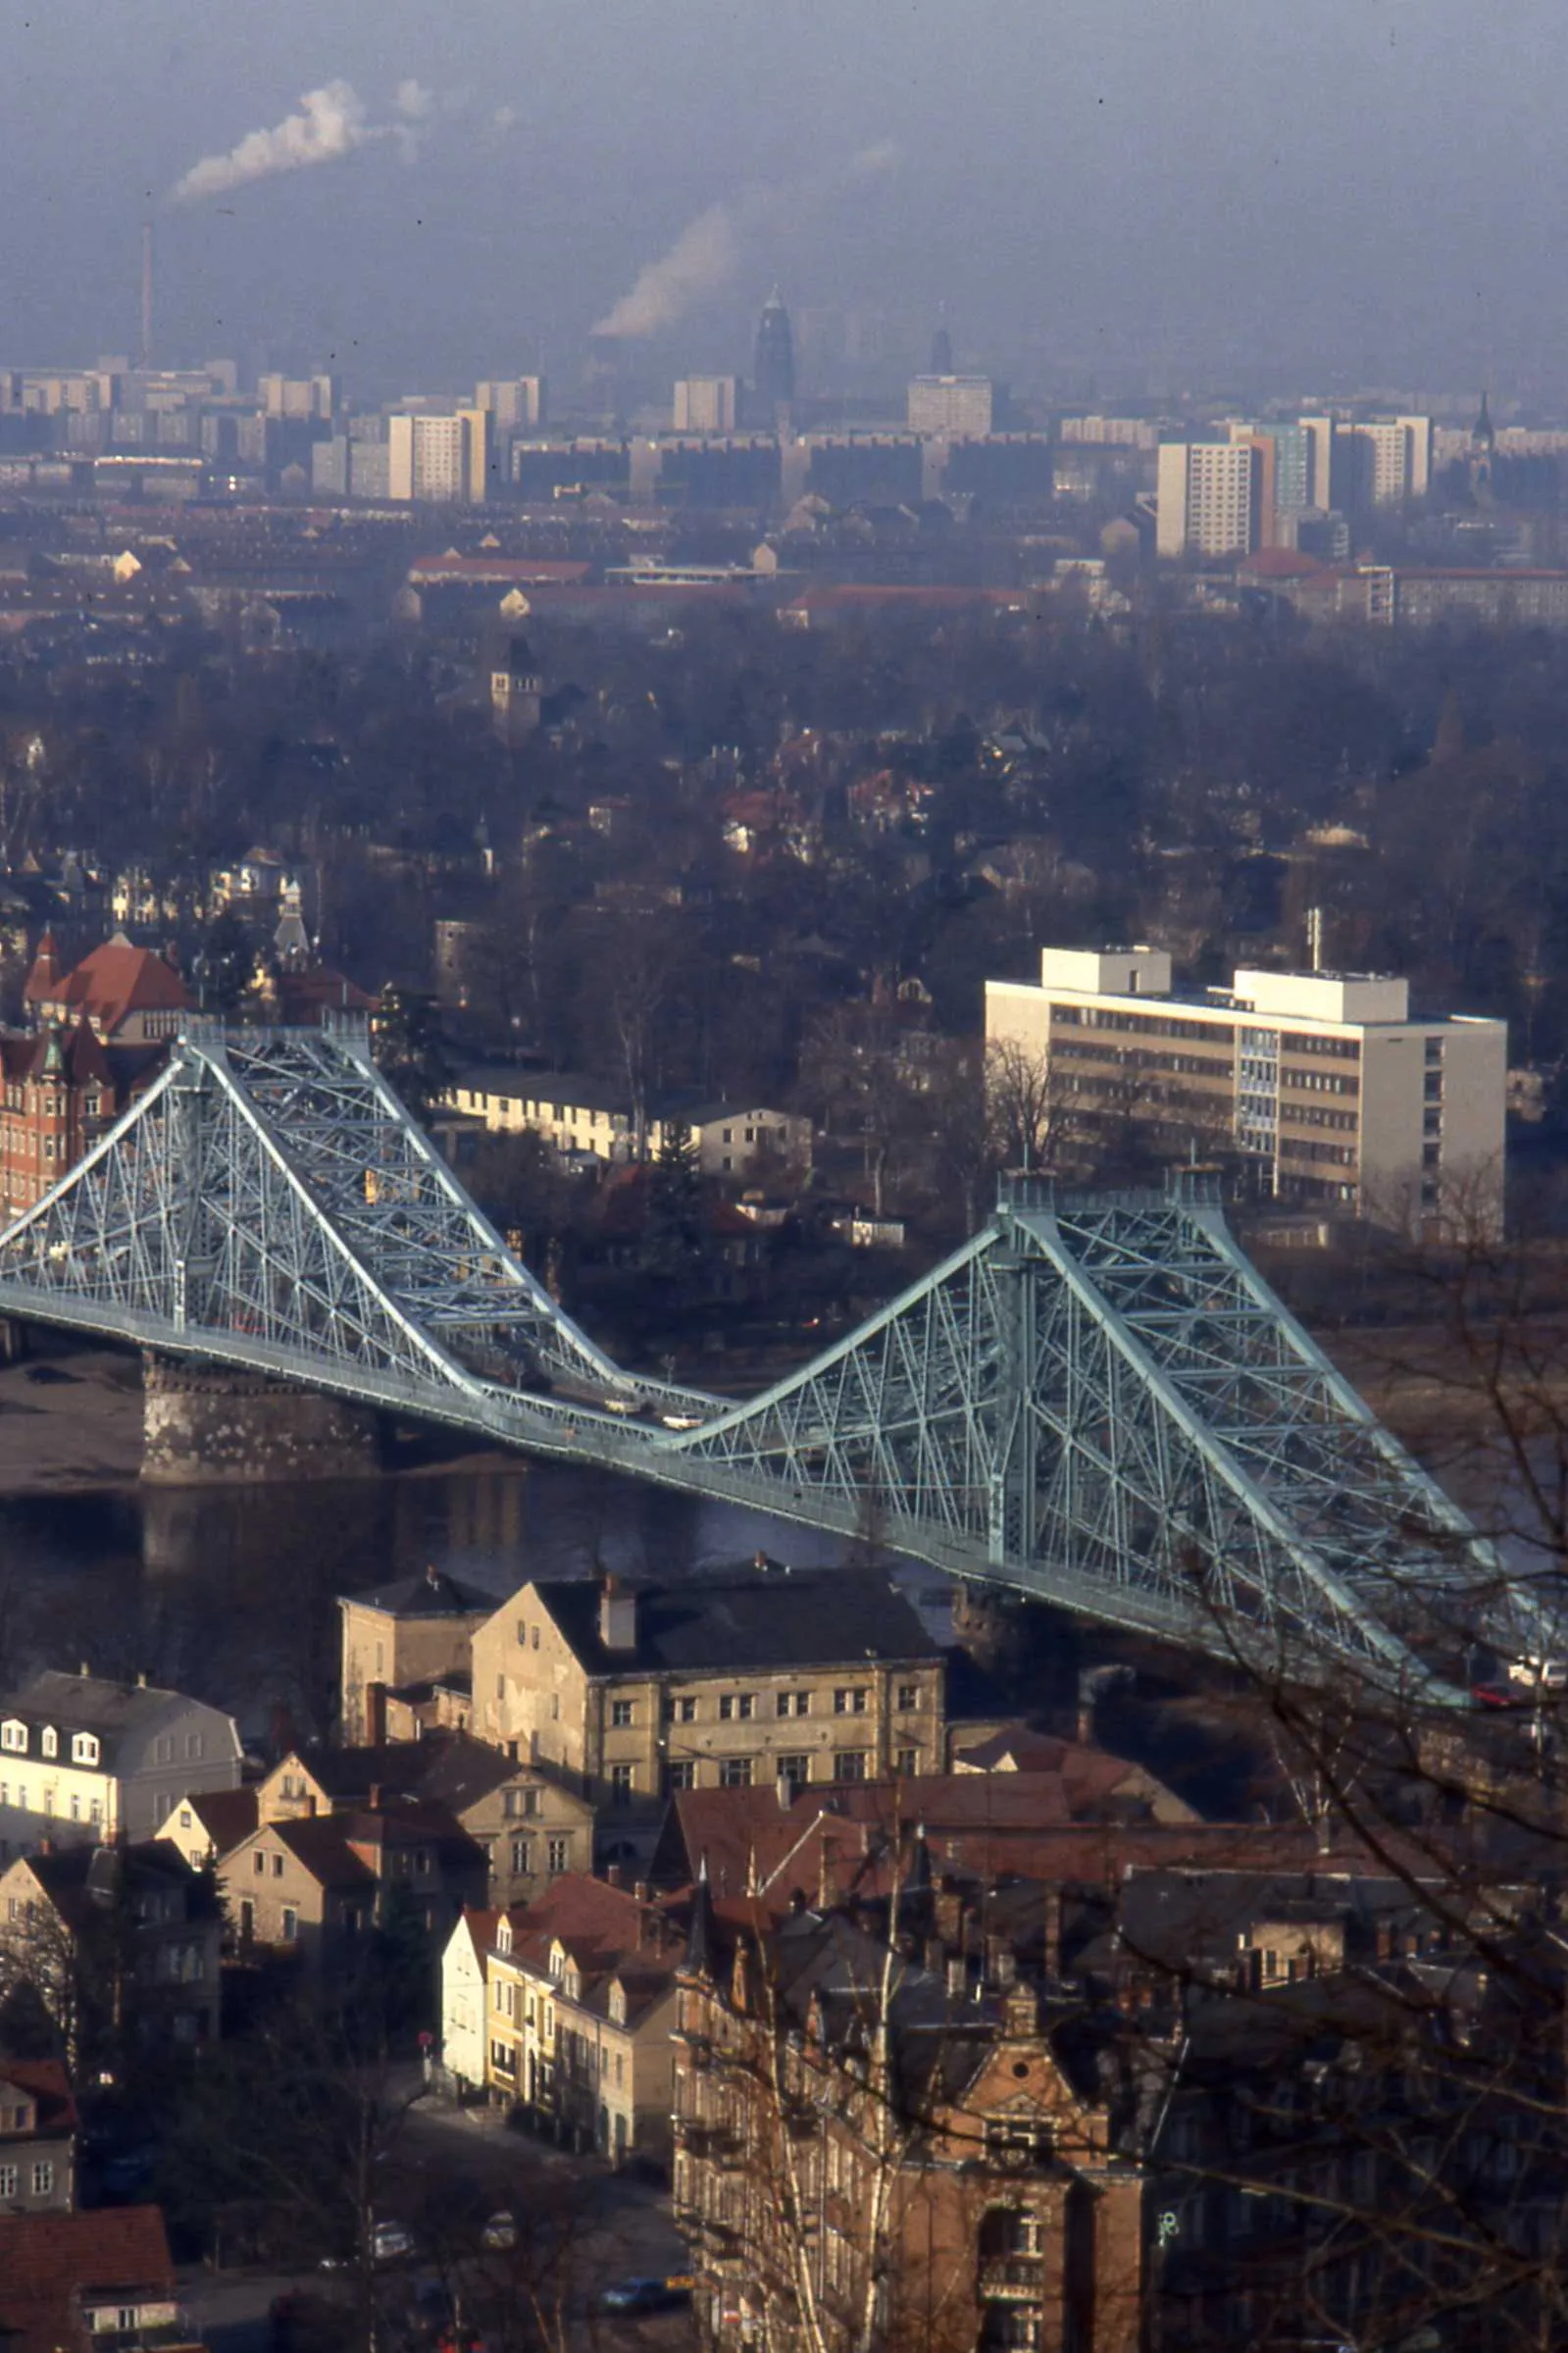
0,1014 -> 1525,1699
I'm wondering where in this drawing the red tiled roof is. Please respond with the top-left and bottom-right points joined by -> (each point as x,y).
0,2206 -> 176,2353
0,2057 -> 76,2135
25,932 -> 189,1034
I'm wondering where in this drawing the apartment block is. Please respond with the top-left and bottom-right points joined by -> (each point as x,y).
673,377 -> 740,435
386,407 -> 488,503
1155,439 -> 1260,558
985,946 -> 1506,1234
907,374 -> 994,437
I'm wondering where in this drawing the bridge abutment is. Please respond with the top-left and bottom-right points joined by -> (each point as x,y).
141,1353 -> 386,1485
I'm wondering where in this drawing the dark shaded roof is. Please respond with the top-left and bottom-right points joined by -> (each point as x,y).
535,1570 -> 942,1679
340,1567 -> 493,1619
178,1786 -> 259,1853
0,2207 -> 177,2353
1,1670 -> 237,1770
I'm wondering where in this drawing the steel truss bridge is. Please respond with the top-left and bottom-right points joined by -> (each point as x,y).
0,1015 -> 1526,1698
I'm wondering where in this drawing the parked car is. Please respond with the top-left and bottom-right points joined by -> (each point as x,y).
373,2220 -> 416,2266
599,2279 -> 692,2315
481,2212 -> 517,2250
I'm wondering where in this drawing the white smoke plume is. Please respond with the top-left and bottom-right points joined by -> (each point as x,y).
170,80 -> 382,204
591,142 -> 898,338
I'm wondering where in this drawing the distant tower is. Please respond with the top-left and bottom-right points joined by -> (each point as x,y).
930,310 -> 952,375
753,286 -> 795,413
490,633 -> 541,743
139,222 -> 154,373
1469,389 -> 1495,506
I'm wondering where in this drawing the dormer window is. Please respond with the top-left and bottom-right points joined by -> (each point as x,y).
0,1721 -> 25,1755
608,1981 -> 628,2027
496,1918 -> 513,1955
72,1733 -> 99,1766
39,1727 -> 57,1761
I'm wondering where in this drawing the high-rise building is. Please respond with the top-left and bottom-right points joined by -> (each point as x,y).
672,376 -> 739,435
1155,439 -> 1260,559
386,408 -> 487,503
1347,416 -> 1432,506
930,316 -> 953,374
475,378 -> 547,431
985,946 -> 1505,1235
752,286 -> 795,411
907,376 -> 994,437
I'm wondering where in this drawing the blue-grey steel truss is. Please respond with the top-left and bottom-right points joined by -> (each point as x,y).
0,1017 -> 1525,1696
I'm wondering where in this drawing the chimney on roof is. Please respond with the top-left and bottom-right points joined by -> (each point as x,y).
598,1576 -> 637,1652
369,1783 -> 383,1812
605,1864 -> 623,1888
135,1670 -> 147,1689
634,1879 -> 649,1903
78,1662 -> 89,1678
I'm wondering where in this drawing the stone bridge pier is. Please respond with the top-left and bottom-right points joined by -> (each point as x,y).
141,1352 -> 386,1485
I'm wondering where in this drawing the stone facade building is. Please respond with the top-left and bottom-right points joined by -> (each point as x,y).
471,1571 -> 947,1812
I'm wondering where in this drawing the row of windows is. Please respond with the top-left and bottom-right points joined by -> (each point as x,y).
1278,1138 -> 1357,1167
1279,1068 -> 1359,1097
663,1749 -> 919,1793
1052,1041 -> 1234,1081
0,1723 -> 99,1765
1280,1031 -> 1360,1060
1279,1105 -> 1358,1134
0,1782 -> 103,1825
509,1834 -> 572,1874
0,2161 -> 54,2197
658,1681 -> 922,1727
1050,1004 -> 1228,1043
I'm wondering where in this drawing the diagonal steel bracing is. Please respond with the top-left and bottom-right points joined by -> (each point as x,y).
0,1020 -> 1525,1696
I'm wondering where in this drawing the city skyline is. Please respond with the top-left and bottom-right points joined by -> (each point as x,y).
3,0 -> 1567,395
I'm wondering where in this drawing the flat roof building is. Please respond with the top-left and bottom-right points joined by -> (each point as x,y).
986,946 -> 1506,1236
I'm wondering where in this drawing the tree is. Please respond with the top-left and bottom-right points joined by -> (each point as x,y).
193,904 -> 255,1017
373,986 -> 451,1129
641,1119 -> 707,1288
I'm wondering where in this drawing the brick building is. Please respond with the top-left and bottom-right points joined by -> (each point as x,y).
672,1866 -> 1144,2353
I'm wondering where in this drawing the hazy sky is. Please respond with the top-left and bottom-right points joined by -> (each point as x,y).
1,0 -> 1562,398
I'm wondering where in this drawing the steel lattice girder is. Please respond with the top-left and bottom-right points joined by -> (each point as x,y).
0,1023 -> 1524,1696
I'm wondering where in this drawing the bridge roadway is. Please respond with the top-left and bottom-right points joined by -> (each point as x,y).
0,1015 -> 1529,1698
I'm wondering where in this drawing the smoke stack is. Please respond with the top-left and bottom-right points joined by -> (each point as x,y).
139,221 -> 154,373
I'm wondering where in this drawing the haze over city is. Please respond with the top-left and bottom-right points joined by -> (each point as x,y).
4,0 -> 1565,396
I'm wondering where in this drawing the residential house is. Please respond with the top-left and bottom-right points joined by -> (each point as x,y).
152,1788 -> 259,1873
24,931 -> 190,1047
217,1797 -> 486,1979
0,2058 -> 76,2214
441,1907 -> 495,2095
0,2206 -> 198,2353
226,1731 -> 593,1913
458,1872 -> 684,2165
471,1570 -> 947,1812
672,1875 -> 1144,2353
336,1567 -> 492,1746
0,1671 -> 242,1856
442,1067 -> 809,1176
0,1841 -> 222,2068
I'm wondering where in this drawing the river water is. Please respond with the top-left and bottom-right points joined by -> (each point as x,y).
0,1455 -> 854,1753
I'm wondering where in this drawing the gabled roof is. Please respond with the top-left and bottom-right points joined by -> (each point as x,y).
0,2205 -> 177,2353
174,1786 -> 259,1855
523,1570 -> 942,1679
0,2057 -> 76,2138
